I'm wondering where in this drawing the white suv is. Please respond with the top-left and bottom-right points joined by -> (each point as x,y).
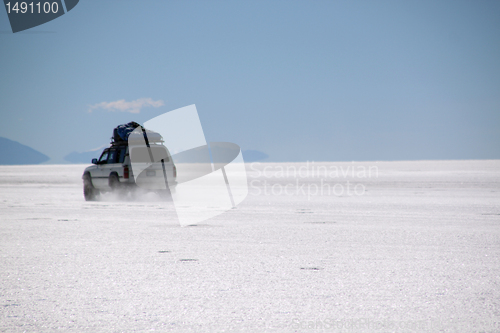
82,138 -> 177,201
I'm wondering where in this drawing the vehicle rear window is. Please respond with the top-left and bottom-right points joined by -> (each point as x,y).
130,146 -> 169,163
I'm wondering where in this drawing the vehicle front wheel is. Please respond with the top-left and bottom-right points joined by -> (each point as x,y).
83,174 -> 99,201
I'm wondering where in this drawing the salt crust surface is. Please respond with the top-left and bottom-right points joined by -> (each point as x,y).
0,161 -> 499,332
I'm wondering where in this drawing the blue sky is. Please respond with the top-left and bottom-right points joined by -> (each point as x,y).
1,0 -> 499,163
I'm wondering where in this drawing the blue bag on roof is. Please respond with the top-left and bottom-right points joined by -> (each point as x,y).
113,121 -> 141,142
112,121 -> 163,144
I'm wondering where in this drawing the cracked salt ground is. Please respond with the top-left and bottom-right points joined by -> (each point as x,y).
0,161 -> 500,332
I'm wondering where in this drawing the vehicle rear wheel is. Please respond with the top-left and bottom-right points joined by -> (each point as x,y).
109,173 -> 120,190
157,186 -> 175,201
83,174 -> 99,201
109,173 -> 126,199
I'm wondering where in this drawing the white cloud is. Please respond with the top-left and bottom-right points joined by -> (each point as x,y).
88,98 -> 164,114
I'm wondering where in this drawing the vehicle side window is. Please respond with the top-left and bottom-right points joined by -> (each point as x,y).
117,148 -> 126,163
107,150 -> 117,164
98,151 -> 109,164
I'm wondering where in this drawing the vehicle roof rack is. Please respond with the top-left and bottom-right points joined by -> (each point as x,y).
110,133 -> 164,146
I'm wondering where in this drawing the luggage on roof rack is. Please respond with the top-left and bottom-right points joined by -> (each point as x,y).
128,130 -> 163,144
111,121 -> 163,145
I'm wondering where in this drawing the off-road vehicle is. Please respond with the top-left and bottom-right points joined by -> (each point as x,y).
82,122 -> 177,201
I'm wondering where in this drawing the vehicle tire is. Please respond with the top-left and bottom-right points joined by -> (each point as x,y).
109,173 -> 126,199
157,188 -> 173,201
109,173 -> 120,190
83,174 -> 99,201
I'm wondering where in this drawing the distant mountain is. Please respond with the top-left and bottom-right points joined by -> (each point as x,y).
65,150 -> 102,164
0,137 -> 50,165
